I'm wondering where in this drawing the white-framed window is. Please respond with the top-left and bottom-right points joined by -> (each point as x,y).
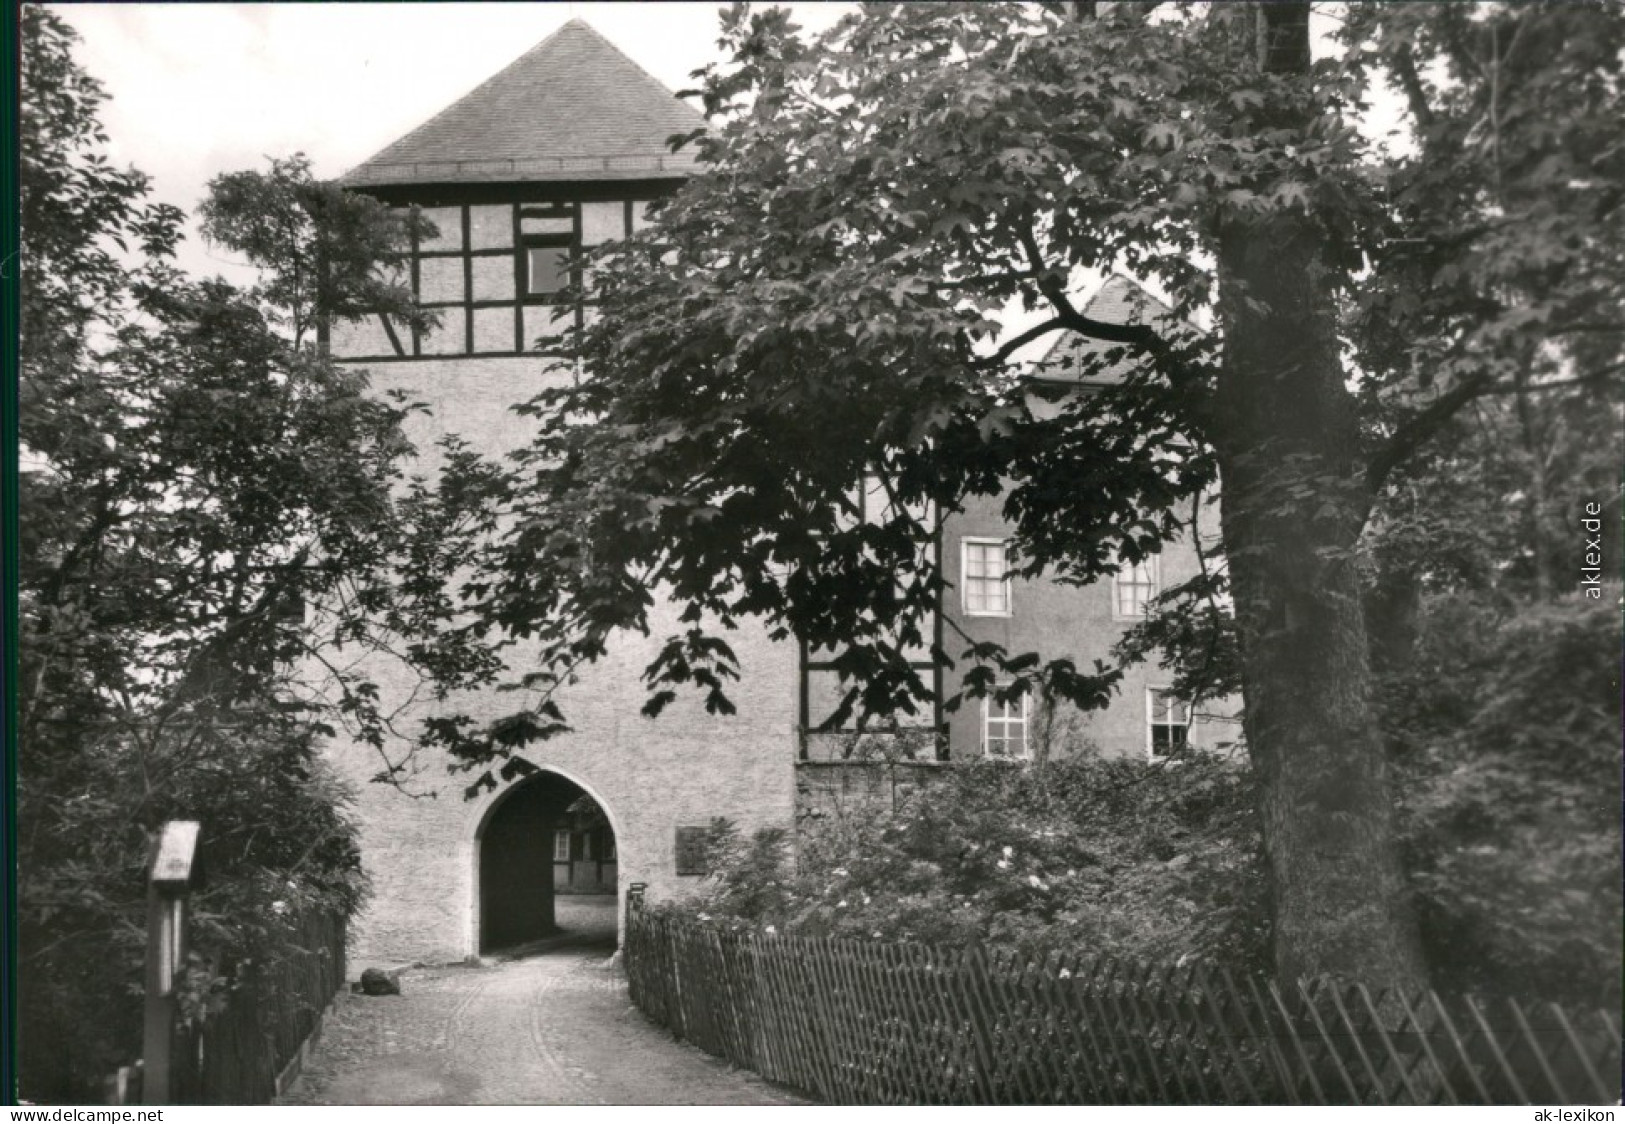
553,830 -> 571,863
982,689 -> 1030,759
1113,554 -> 1160,619
962,538 -> 1012,616
1147,688 -> 1190,760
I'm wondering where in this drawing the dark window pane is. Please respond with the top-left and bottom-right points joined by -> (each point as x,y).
1152,725 -> 1189,751
527,246 -> 569,295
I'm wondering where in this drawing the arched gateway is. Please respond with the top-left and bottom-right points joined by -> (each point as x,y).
475,770 -> 619,953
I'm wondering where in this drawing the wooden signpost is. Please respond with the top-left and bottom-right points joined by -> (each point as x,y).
143,820 -> 200,1105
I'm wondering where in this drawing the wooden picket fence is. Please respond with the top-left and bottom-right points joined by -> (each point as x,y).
624,903 -> 1620,1105
162,907 -> 346,1104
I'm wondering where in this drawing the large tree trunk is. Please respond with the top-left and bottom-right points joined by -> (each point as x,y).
1208,3 -> 1427,994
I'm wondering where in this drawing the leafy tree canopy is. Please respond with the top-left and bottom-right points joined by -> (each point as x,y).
427,0 -> 1620,760
414,2 -> 1620,990
16,8 -> 460,1099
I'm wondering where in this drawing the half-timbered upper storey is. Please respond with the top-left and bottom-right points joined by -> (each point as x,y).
328,19 -> 705,361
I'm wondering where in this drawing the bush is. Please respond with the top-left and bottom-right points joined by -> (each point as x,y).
1383,592 -> 1622,1006
691,753 -> 1272,972
16,710 -> 367,1103
681,590 -> 1620,1010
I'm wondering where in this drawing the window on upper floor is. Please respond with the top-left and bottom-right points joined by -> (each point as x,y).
553,829 -> 571,863
1147,687 -> 1190,761
525,243 -> 571,297
1113,554 -> 1159,619
326,197 -> 657,360
983,689 -> 1030,760
962,538 -> 1012,616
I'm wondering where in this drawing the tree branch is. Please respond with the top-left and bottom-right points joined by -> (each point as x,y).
1474,363 -> 1625,396
1009,217 -> 1214,433
1365,370 -> 1495,498
975,316 -> 1069,369
1013,219 -> 1161,346
1389,45 -> 1437,131
1367,351 -> 1621,500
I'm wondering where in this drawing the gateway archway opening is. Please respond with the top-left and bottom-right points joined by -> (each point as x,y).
477,771 -> 618,954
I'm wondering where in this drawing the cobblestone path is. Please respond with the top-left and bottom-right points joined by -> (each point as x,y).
279,942 -> 806,1105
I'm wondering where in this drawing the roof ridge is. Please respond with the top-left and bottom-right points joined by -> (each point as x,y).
1082,274 -> 1166,319
341,21 -> 579,180
570,19 -> 707,132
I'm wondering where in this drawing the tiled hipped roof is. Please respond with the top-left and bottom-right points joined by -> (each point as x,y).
340,19 -> 708,187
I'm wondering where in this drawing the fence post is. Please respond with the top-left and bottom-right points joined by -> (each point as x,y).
625,884 -> 646,1009
142,821 -> 200,1106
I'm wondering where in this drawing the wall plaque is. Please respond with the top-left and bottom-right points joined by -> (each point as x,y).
674,826 -> 709,876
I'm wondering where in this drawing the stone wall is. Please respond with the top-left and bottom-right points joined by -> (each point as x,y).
794,760 -> 949,823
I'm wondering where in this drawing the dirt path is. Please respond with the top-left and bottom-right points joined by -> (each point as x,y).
279,945 -> 807,1105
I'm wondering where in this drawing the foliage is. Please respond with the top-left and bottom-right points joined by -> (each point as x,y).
200,155 -> 435,350
688,756 -> 1270,972
17,5 -> 180,368
404,1 -> 1619,989
418,0 -> 1621,753
1382,593 -> 1622,1005
1360,381 -> 1623,621
17,10 -> 454,1101
1111,497 -> 1242,707
1343,1 -> 1625,491
16,715 -> 366,1100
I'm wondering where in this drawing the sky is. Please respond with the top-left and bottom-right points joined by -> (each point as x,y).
54,3 -> 854,283
48,3 -> 1393,335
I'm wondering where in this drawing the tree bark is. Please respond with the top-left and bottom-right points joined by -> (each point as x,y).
1207,2 -> 1427,993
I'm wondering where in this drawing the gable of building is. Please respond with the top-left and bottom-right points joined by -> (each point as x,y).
340,18 -> 707,188
1028,275 -> 1184,387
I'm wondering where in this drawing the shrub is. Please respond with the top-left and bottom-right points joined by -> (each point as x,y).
691,753 -> 1272,972
681,589 -> 1620,1010
1383,592 -> 1622,1005
16,711 -> 367,1102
